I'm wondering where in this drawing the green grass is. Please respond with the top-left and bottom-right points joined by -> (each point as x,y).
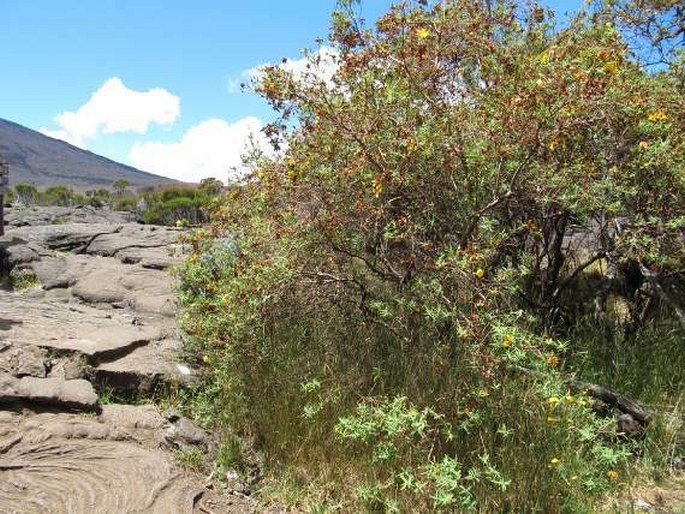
174,447 -> 206,471
9,269 -> 39,290
177,294 -> 685,512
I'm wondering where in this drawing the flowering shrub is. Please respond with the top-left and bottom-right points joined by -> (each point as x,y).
178,1 -> 683,511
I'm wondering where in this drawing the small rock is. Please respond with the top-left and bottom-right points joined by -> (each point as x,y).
224,469 -> 250,495
176,363 -> 192,376
163,410 -> 215,454
634,498 -> 653,511
0,343 -> 48,378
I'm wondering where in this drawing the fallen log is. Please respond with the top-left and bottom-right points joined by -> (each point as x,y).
508,364 -> 654,434
579,383 -> 653,423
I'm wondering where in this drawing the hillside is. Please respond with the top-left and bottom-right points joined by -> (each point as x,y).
0,118 -> 174,189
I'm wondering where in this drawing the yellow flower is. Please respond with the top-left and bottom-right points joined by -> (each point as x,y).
547,416 -> 559,423
609,165 -> 618,175
202,355 -> 210,363
565,394 -> 574,403
607,470 -> 619,481
550,458 -> 560,465
256,170 -> 265,180
604,61 -> 618,74
502,334 -> 513,348
548,396 -> 561,405
372,179 -> 383,197
478,388 -> 490,397
416,27 -> 430,39
571,475 -> 578,481
638,141 -> 649,150
475,267 -> 486,279
647,109 -> 668,122
548,138 -> 559,151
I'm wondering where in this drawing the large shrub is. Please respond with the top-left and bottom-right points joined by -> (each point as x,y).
178,1 -> 684,511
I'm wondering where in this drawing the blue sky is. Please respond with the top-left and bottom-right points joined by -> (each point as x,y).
2,0 -> 581,184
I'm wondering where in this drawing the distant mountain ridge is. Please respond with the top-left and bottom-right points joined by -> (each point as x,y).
0,118 -> 174,189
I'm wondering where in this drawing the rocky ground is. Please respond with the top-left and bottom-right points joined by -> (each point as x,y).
0,206 -> 257,513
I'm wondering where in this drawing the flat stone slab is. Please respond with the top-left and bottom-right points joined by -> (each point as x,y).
85,223 -> 184,257
0,294 -> 163,360
99,404 -> 166,432
0,372 -> 97,409
0,410 -> 200,514
28,253 -> 178,316
4,223 -> 124,252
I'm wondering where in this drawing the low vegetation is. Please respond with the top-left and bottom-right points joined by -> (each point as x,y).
176,0 -> 683,511
5,177 -> 225,227
8,268 -> 39,291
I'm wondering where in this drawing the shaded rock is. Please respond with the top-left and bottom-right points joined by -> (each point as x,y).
94,338 -> 188,395
2,243 -> 40,267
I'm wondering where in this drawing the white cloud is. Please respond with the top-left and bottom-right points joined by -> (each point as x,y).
39,128 -> 85,148
230,45 -> 341,93
129,116 -> 270,184
40,77 -> 180,146
280,45 -> 340,87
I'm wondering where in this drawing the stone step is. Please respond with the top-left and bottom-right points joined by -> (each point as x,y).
0,372 -> 97,410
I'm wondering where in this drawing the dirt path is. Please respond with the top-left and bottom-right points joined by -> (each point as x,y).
0,206 -> 256,513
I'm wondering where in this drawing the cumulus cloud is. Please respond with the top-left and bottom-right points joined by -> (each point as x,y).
129,117 -> 270,184
229,45 -> 340,92
39,128 -> 85,148
40,77 -> 180,147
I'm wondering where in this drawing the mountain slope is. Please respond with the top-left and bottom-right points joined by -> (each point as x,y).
0,118 -> 174,189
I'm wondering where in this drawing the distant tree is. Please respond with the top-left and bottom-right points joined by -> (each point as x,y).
198,177 -> 224,197
113,178 -> 131,196
85,188 -> 112,208
13,183 -> 39,206
42,185 -> 74,206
